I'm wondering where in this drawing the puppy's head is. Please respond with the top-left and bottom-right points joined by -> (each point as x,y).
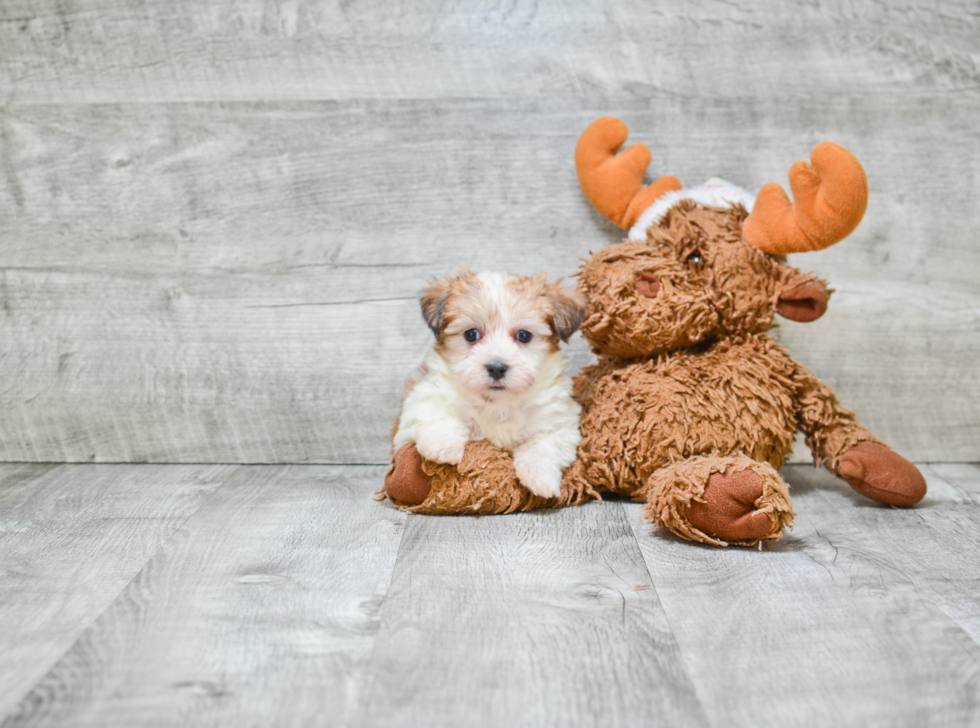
420,270 -> 586,402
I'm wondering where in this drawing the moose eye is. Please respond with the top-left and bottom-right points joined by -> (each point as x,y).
516,330 -> 533,344
464,329 -> 481,343
686,251 -> 705,272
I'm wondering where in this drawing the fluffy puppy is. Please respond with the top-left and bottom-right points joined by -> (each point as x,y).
392,270 -> 587,499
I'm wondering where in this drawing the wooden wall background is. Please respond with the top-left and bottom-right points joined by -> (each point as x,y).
0,0 -> 977,464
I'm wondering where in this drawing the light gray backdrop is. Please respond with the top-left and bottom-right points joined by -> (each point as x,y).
1,0 -> 977,464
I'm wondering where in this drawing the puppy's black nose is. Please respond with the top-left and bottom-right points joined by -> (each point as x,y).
486,362 -> 509,381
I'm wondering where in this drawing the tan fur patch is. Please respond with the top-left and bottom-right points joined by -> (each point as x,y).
424,270 -> 585,348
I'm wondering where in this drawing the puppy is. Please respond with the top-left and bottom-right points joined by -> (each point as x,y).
392,270 -> 587,499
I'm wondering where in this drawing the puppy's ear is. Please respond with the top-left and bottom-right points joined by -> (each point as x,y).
549,285 -> 588,343
420,277 -> 453,335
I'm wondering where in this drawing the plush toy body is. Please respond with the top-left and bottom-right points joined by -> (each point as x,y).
383,118 -> 927,547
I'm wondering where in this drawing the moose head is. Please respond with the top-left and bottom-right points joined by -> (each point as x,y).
573,117 -> 868,359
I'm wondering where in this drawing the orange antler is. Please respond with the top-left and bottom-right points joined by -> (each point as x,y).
575,117 -> 682,230
743,143 -> 868,255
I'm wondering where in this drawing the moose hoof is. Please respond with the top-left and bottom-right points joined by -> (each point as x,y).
837,441 -> 927,507
685,466 -> 773,543
384,444 -> 432,506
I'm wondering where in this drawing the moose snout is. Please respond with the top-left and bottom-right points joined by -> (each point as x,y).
486,362 -> 509,381
635,273 -> 661,299
776,281 -> 829,323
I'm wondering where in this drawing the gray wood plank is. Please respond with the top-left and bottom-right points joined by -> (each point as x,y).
927,462 -> 980,495
793,463 -> 980,648
1,465 -> 406,728
1,1 -> 977,104
0,291 -> 422,464
3,98 -> 979,291
0,463 -> 235,719
1,98 -> 977,463
625,464 -> 980,728
354,502 -> 707,728
0,463 -> 59,491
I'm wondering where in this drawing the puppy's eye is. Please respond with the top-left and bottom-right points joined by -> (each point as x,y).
686,251 -> 705,272
463,329 -> 481,343
516,330 -> 532,344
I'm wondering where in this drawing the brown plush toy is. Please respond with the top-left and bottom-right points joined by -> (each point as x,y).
382,117 -> 927,547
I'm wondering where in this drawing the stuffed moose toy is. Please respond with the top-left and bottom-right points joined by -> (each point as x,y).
382,117 -> 927,547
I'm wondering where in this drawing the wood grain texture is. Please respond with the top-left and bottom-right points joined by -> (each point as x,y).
795,462 -> 980,649
354,501 -> 707,728
3,462 -> 979,726
0,0 -> 978,463
0,463 -> 235,718
929,462 -> 980,495
1,98 -> 977,463
1,464 -> 406,728
625,464 -> 980,728
1,1 -> 977,104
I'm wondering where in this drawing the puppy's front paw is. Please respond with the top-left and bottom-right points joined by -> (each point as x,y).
414,422 -> 468,466
514,449 -> 563,499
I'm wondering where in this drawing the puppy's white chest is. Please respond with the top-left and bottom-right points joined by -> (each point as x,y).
463,403 -> 532,450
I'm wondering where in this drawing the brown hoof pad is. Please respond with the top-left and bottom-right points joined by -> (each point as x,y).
837,441 -> 927,506
384,444 -> 432,506
685,466 -> 773,543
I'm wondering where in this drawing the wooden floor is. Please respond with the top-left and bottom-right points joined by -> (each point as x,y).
1,462 -> 978,727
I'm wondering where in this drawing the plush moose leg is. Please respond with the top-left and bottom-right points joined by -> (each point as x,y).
382,441 -> 601,515
638,454 -> 795,547
836,441 -> 927,506
383,444 -> 433,506
794,365 -> 927,506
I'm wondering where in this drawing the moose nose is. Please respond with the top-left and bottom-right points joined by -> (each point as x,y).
776,281 -> 828,322
635,273 -> 661,299
486,362 -> 509,381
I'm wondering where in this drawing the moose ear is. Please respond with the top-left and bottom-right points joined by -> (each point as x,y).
420,278 -> 453,335
550,287 -> 588,342
776,281 -> 829,322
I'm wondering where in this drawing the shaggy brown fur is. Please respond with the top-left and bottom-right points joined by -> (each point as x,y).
382,202 -> 926,546
387,440 -> 600,516
640,455 -> 794,547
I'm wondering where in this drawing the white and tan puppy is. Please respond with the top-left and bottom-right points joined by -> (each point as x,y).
393,270 -> 587,499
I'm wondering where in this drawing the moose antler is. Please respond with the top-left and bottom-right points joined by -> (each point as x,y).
743,143 -> 868,255
575,117 -> 682,230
